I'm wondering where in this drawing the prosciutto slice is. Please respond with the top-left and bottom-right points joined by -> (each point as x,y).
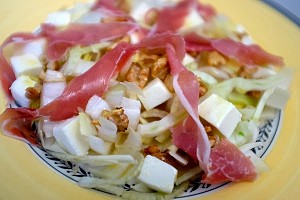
185,33 -> 284,66
0,108 -> 39,145
154,0 -> 193,34
41,22 -> 137,60
39,42 -> 131,121
153,0 -> 217,34
203,139 -> 257,184
127,33 -> 211,170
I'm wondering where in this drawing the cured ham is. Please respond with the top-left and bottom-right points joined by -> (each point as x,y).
41,22 -> 137,60
185,33 -> 284,66
154,0 -> 193,33
126,33 -> 211,171
0,108 -> 39,145
202,139 -> 257,184
39,42 -> 131,121
153,0 -> 216,34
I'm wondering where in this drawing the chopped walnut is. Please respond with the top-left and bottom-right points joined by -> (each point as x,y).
197,77 -> 207,97
25,83 -> 42,100
207,51 -> 227,66
204,125 -> 212,133
208,136 -> 216,147
164,74 -> 174,93
144,9 -> 159,26
125,64 -> 150,88
151,56 -> 169,80
102,107 -> 129,131
144,145 -> 178,166
247,91 -> 262,99
240,65 -> 258,79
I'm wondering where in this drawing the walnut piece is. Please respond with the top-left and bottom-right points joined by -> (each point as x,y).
125,64 -> 150,88
151,56 -> 169,80
207,51 -> 227,66
25,83 -> 42,100
102,107 -> 129,132
164,74 -> 174,93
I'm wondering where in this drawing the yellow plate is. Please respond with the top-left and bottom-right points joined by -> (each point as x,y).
0,0 -> 299,199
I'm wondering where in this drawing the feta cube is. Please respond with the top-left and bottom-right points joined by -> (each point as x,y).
10,75 -> 37,107
45,11 -> 71,27
13,38 -> 47,59
180,8 -> 204,31
138,78 -> 172,110
138,155 -> 178,194
10,53 -> 43,77
53,116 -> 89,156
198,94 -> 242,138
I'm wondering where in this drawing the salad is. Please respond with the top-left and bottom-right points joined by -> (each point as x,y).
0,0 -> 293,199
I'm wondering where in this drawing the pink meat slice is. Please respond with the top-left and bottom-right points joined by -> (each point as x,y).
40,22 -> 137,60
184,32 -> 284,66
39,42 -> 131,121
203,139 -> 257,184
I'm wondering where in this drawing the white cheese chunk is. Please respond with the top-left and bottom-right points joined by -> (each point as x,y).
12,38 -> 47,59
10,75 -> 37,107
198,94 -> 242,138
138,155 -> 178,194
138,78 -> 172,110
180,8 -> 205,31
53,116 -> 89,156
182,53 -> 195,66
85,95 -> 111,120
10,53 -> 43,77
45,11 -> 71,27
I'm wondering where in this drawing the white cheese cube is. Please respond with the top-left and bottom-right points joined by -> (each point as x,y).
41,82 -> 66,106
45,11 -> 71,27
85,95 -> 111,120
53,116 -> 89,156
21,38 -> 47,59
198,94 -> 242,138
182,53 -> 195,66
138,155 -> 178,194
87,135 -> 112,155
180,8 -> 204,31
10,75 -> 37,107
10,53 -> 43,77
12,38 -> 47,59
138,78 -> 172,110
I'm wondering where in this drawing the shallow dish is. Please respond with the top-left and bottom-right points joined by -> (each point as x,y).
0,0 -> 299,199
